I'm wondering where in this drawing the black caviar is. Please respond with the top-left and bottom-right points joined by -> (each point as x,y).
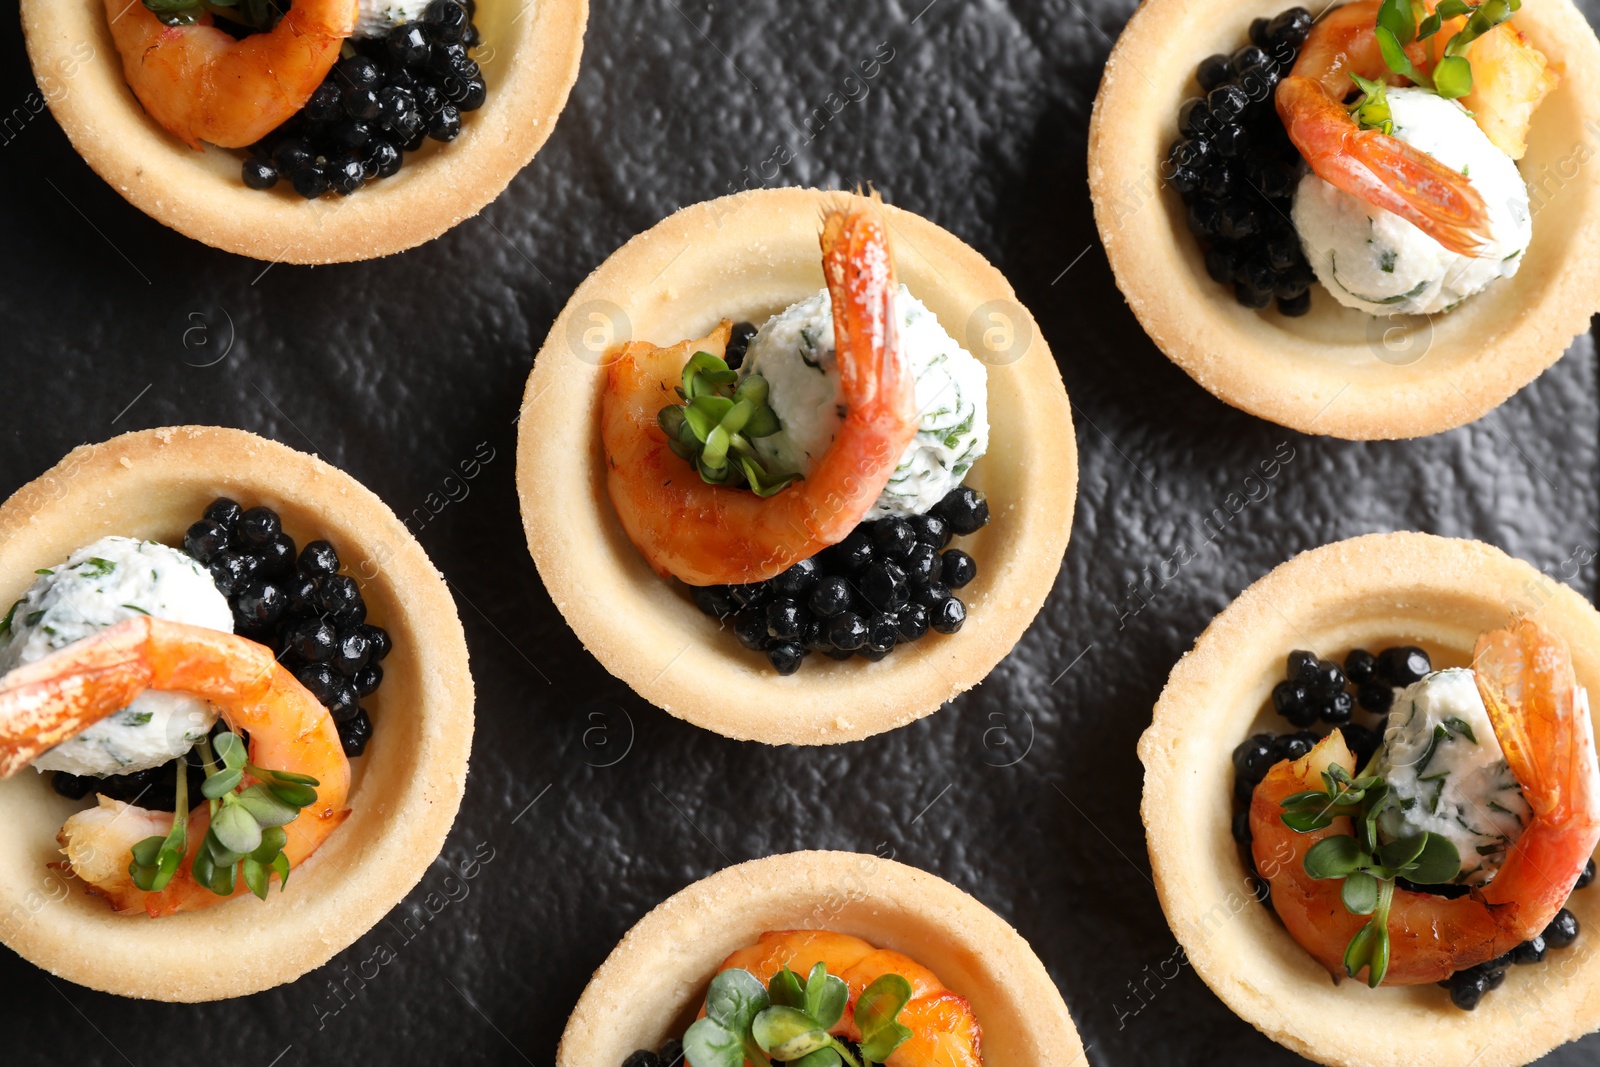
1164,7 -> 1317,315
1234,644 -> 1595,1010
620,1038 -> 685,1067
181,497 -> 390,757
688,485 -> 989,675
241,0 -> 486,198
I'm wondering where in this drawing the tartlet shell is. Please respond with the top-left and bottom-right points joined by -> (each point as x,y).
0,426 -> 474,1001
555,849 -> 1083,1066
18,0 -> 587,263
1087,0 -> 1600,440
1141,531 -> 1600,1066
515,187 -> 1078,746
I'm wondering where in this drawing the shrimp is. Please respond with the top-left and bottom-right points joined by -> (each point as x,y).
1276,1 -> 1493,256
105,0 -> 357,150
0,616 -> 351,917
708,929 -> 983,1067
599,201 -> 919,587
1455,18 -> 1558,160
1251,620 -> 1600,985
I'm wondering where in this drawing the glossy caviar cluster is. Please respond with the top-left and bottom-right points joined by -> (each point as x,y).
242,0 -> 485,197
1165,8 -> 1318,314
182,497 -> 389,757
689,487 -> 989,675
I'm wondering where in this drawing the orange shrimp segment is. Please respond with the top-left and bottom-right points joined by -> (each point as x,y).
106,0 -> 356,149
600,200 -> 918,587
1457,19 -> 1557,159
0,616 -> 351,917
700,929 -> 983,1067
1275,1 -> 1492,257
1252,620 -> 1600,985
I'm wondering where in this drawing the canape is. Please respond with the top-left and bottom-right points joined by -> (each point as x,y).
0,426 -> 473,1000
1089,0 -> 1600,439
556,850 -> 1082,1067
516,187 -> 1077,745
1142,532 -> 1600,1066
19,0 -> 586,262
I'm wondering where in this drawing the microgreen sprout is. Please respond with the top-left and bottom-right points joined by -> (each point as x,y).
141,0 -> 281,28
1279,763 -> 1461,986
657,351 -> 796,496
683,964 -> 913,1067
1369,0 -> 1522,101
127,729 -> 319,900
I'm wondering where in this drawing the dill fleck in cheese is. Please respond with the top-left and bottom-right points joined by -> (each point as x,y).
1371,668 -> 1531,885
741,285 -> 989,518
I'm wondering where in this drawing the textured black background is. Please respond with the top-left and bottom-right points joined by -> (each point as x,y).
4,0 -> 1600,1063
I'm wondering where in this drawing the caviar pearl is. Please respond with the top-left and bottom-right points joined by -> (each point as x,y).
244,1 -> 485,196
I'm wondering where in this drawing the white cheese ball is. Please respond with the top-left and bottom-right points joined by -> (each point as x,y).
354,0 -> 431,37
741,286 -> 989,518
1292,87 -> 1531,316
0,536 -> 233,777
1370,668 -> 1531,885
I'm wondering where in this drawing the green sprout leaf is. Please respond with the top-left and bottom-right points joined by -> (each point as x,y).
1377,0 -> 1417,44
752,1006 -> 831,1060
234,784 -> 301,828
213,730 -> 248,771
1304,835 -> 1365,880
1434,54 -> 1473,98
707,968 -> 772,1035
855,973 -> 914,1063
1341,870 -> 1381,915
803,963 -> 849,1031
1376,831 -> 1429,872
1403,832 -> 1462,884
684,1018 -> 749,1067
201,767 -> 243,799
266,781 -> 319,809
241,857 -> 270,901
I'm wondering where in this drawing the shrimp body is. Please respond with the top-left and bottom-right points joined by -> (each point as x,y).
709,930 -> 982,1067
600,202 -> 919,586
0,616 -> 350,917
1276,1 -> 1493,257
106,0 -> 356,149
1251,620 -> 1600,985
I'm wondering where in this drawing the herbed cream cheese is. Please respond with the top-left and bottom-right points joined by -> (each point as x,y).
0,536 -> 233,777
1370,668 -> 1531,885
1292,87 -> 1531,317
354,0 -> 430,37
740,285 -> 989,518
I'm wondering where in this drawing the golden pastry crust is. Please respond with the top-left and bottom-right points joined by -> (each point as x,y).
1141,532 -> 1600,1066
516,187 -> 1078,746
18,0 -> 587,263
556,850 -> 1083,1066
0,426 -> 474,1001
1088,0 -> 1600,440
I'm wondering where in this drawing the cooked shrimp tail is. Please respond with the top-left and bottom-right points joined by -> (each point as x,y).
1273,0 -> 1523,257
1473,620 -> 1600,906
1276,74 -> 1492,256
601,196 -> 919,586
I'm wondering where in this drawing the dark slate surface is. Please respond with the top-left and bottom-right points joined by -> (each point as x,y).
3,0 -> 1600,1063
